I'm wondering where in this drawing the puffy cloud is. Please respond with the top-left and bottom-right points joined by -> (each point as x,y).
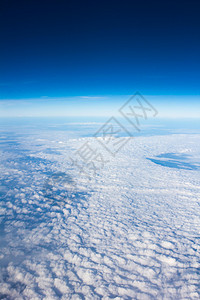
0,131 -> 200,299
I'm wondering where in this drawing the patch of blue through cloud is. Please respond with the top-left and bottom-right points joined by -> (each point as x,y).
147,153 -> 200,170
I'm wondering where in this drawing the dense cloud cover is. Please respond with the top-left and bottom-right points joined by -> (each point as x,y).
0,129 -> 200,299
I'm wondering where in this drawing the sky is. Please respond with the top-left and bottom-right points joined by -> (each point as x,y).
0,0 -> 199,117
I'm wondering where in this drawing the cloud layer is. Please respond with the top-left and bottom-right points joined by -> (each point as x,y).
0,130 -> 200,299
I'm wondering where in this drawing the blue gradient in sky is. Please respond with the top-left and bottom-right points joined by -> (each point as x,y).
0,1 -> 199,118
0,95 -> 199,118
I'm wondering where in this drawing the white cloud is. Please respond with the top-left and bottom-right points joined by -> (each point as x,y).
0,131 -> 200,299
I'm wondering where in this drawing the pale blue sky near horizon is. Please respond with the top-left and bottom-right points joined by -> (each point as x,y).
0,94 -> 199,118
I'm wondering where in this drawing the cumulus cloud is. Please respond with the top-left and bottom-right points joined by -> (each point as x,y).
0,131 -> 200,299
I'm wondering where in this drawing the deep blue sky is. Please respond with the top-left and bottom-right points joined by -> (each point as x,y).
0,0 -> 200,100
0,0 -> 199,118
